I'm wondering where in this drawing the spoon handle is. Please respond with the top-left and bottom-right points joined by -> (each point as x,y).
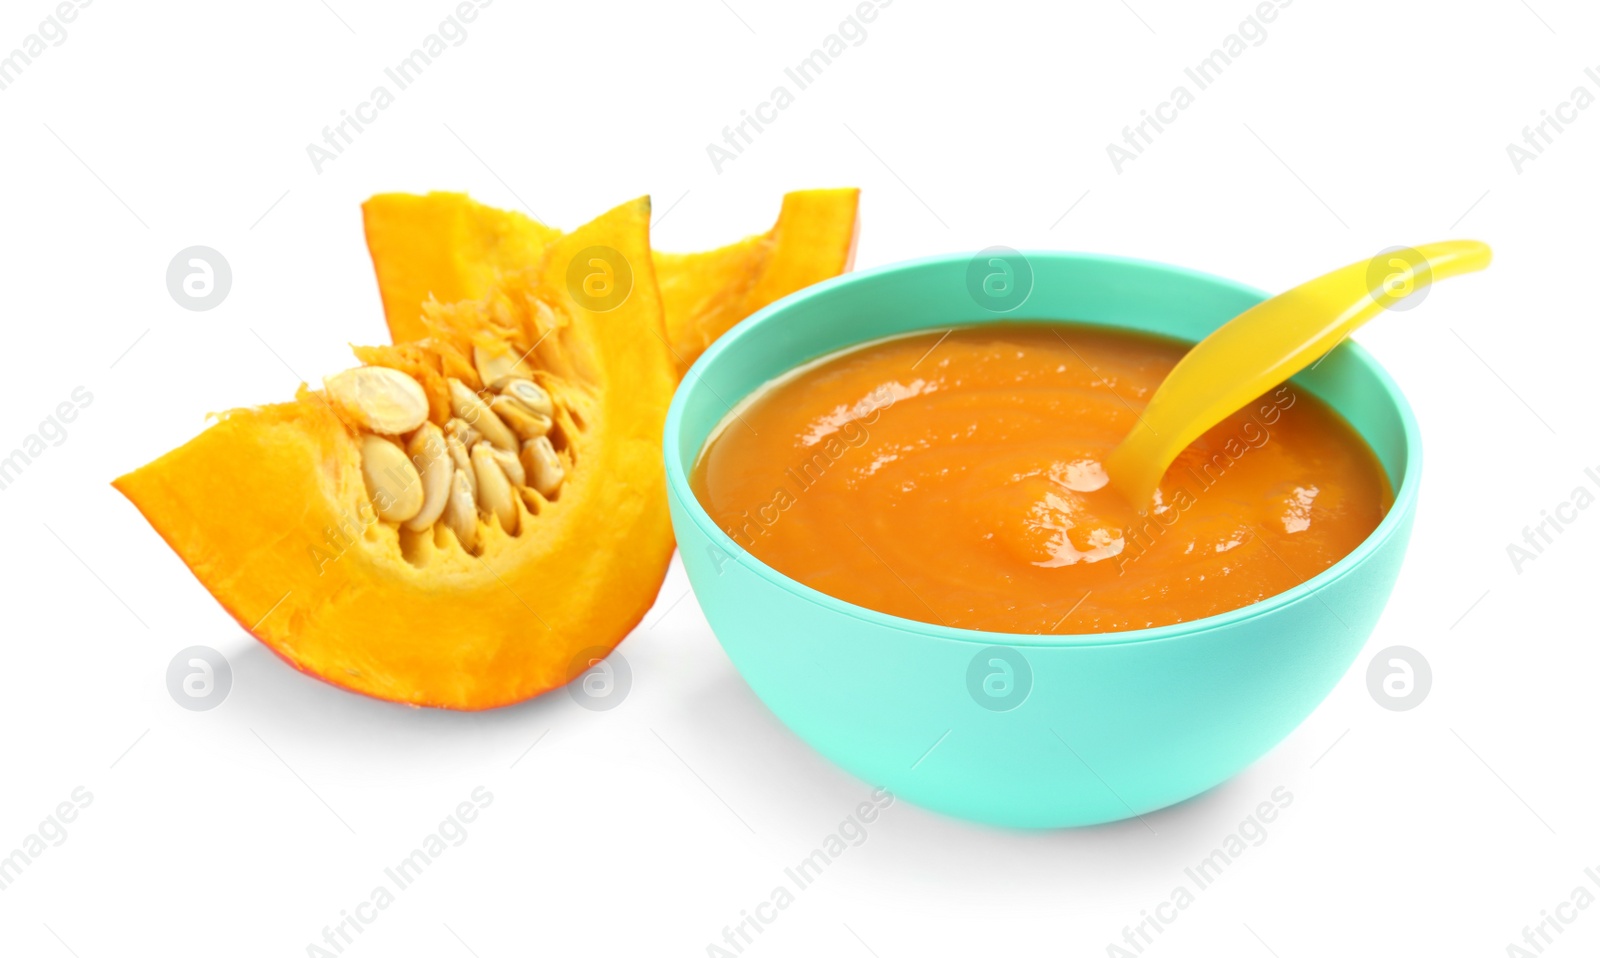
1106,240 -> 1492,507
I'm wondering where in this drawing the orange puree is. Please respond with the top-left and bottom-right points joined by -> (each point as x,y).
691,323 -> 1393,634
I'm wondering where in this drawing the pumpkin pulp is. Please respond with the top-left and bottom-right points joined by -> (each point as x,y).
691,323 -> 1393,635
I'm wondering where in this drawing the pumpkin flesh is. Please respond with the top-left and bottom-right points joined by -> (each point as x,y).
655,187 -> 860,372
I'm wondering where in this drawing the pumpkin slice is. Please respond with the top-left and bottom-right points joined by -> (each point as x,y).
114,197 -> 677,710
362,188 -> 860,371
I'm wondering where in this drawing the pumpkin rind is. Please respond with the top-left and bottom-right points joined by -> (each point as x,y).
114,198 -> 676,710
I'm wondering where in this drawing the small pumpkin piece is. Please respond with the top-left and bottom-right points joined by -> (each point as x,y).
361,434 -> 424,523
326,366 -> 429,435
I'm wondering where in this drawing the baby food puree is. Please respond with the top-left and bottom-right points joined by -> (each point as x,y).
692,323 -> 1392,634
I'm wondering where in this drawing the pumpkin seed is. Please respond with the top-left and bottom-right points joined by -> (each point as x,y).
402,423 -> 451,532
448,378 -> 518,452
444,416 -> 482,450
500,378 -> 555,419
343,354 -> 576,542
471,442 -> 520,533
473,343 -> 530,391
360,434 -> 423,523
445,433 -> 475,500
441,468 -> 479,551
326,366 -> 429,435
488,394 -> 553,441
521,436 -> 565,498
482,444 -> 526,487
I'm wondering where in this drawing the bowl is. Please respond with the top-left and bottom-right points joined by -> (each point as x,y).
662,250 -> 1419,828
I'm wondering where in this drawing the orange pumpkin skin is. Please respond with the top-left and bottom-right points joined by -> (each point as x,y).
114,198 -> 677,710
362,188 -> 861,372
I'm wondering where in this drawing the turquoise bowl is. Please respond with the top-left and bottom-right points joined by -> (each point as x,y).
662,251 -> 1418,829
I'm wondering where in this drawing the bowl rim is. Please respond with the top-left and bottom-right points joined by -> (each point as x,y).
662,249 -> 1421,648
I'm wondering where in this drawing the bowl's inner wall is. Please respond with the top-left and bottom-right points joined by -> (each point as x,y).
673,255 -> 1411,499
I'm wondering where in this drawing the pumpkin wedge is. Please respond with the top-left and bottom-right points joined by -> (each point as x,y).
363,188 -> 860,372
114,197 -> 677,710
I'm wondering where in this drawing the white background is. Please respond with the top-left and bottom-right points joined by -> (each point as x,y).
1,0 -> 1595,955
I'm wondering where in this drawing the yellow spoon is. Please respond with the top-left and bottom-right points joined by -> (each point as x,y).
1105,240 -> 1493,507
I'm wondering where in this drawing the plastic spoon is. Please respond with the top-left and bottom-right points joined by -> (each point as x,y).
1105,240 -> 1492,507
